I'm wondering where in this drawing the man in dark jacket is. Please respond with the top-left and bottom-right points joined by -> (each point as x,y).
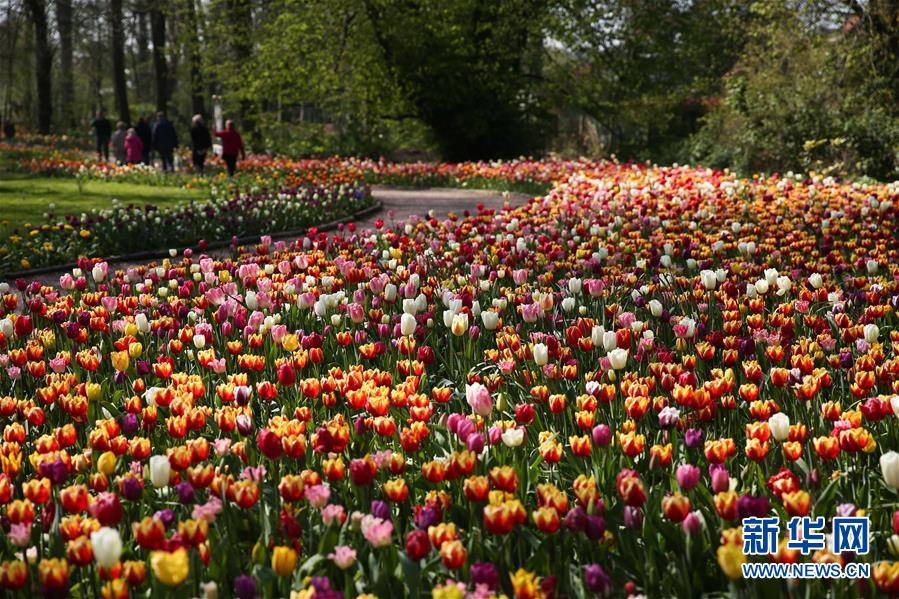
152,112 -> 179,172
189,114 -> 213,175
135,117 -> 153,165
91,109 -> 112,162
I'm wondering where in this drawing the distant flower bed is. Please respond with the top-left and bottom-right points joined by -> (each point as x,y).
0,179 -> 372,272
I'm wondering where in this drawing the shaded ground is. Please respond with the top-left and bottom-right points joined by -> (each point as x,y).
19,185 -> 532,285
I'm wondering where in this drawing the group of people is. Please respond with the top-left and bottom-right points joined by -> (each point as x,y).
91,110 -> 246,176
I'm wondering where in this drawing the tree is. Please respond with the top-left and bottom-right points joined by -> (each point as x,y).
692,1 -> 899,179
362,0 -> 551,160
56,0 -> 75,128
23,0 -> 52,133
110,0 -> 131,124
184,0 -> 205,116
151,1 -> 169,112
225,0 -> 259,147
547,0 -> 750,162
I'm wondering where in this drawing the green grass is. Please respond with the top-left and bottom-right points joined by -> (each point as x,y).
0,172 -> 208,235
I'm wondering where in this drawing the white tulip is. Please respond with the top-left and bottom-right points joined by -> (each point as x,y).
245,291 -> 258,311
754,279 -> 769,295
808,273 -> 823,289
700,270 -> 717,290
561,297 -> 576,312
92,264 -> 107,282
192,334 -> 206,350
882,451 -> 899,489
149,455 -> 171,488
864,324 -> 880,344
768,413 -> 790,442
602,331 -> 617,352
384,283 -> 397,302
608,348 -> 629,370
202,581 -> 219,599
533,343 -> 548,366
400,313 -> 416,336
481,311 -> 499,331
501,427 -> 525,448
775,276 -> 792,296
90,527 -> 123,568
648,300 -> 663,318
568,278 -> 582,295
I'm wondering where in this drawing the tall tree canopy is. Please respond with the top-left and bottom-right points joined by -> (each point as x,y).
1,0 -> 898,176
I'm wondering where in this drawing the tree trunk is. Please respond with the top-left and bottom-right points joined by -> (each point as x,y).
150,2 -> 169,112
110,0 -> 131,124
135,8 -> 151,104
56,0 -> 75,128
23,0 -> 52,133
227,0 -> 259,149
185,0 -> 205,117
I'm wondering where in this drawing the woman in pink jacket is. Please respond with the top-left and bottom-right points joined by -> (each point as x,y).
124,128 -> 144,164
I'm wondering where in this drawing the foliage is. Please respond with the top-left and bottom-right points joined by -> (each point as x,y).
690,1 -> 899,180
546,0 -> 751,163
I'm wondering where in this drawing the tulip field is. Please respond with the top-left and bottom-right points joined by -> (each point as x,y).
1,158 -> 899,598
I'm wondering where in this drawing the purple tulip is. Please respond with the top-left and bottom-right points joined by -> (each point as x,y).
564,506 -> 587,532
234,575 -> 256,599
584,564 -> 612,595
470,562 -> 499,590
737,495 -> 770,519
592,424 -> 612,446
624,506 -> 643,529
585,515 -> 606,540
371,500 -> 391,521
684,428 -> 703,449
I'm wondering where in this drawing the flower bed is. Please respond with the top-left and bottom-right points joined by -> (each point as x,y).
0,162 -> 897,597
0,173 -> 372,272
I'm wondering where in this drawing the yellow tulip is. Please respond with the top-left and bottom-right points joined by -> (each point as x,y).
271,546 -> 297,577
111,351 -> 130,373
716,543 -> 745,580
97,451 -> 116,476
86,383 -> 102,402
128,342 -> 143,359
150,548 -> 189,586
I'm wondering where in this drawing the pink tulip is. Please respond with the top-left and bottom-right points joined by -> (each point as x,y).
466,383 -> 493,418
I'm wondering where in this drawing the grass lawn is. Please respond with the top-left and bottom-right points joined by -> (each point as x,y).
0,172 -> 208,235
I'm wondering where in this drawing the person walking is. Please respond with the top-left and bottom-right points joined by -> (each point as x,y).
124,128 -> 143,164
135,116 -> 153,165
214,119 -> 246,177
110,121 -> 127,164
189,114 -> 212,175
152,111 -> 178,172
91,109 -> 112,162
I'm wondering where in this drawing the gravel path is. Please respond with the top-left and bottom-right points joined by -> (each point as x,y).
17,186 -> 533,285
